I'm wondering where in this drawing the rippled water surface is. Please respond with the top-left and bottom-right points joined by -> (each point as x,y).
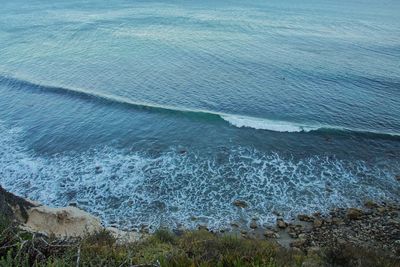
0,0 -> 399,230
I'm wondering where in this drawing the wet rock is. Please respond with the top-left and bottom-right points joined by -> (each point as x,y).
139,224 -> 149,234
240,229 -> 248,235
250,220 -> 258,229
364,209 -> 373,216
94,166 -> 102,174
298,214 -> 313,222
289,232 -> 298,238
312,212 -> 321,217
332,217 -> 343,225
298,233 -> 306,239
272,210 -> 282,216
68,202 -> 78,207
110,223 -> 119,228
230,222 -> 240,228
313,219 -> 323,228
277,218 -> 287,229
294,224 -> 304,231
364,200 -> 378,209
233,200 -> 248,208
346,208 -> 363,220
377,207 -> 386,213
264,230 -> 279,238
198,224 -> 209,231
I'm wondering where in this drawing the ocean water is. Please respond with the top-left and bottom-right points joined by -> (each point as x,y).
0,0 -> 399,231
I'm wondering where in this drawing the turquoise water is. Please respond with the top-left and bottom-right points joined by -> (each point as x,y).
0,0 -> 399,230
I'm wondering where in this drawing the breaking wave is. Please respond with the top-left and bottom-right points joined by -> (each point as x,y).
1,73 -> 399,138
220,114 -> 320,132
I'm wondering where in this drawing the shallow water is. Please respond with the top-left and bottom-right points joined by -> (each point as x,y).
0,0 -> 399,230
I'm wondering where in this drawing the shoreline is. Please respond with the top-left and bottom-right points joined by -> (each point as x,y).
1,184 -> 400,266
1,186 -> 399,257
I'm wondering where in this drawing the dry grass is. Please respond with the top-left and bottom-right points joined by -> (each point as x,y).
0,219 -> 398,267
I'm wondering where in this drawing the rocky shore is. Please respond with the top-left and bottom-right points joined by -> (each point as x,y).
213,199 -> 400,259
255,202 -> 399,257
1,185 -> 399,265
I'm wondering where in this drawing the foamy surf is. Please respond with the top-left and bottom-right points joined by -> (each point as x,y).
0,122 -> 399,232
220,115 -> 321,133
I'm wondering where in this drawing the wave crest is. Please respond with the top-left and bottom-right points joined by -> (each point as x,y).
221,115 -> 320,132
1,73 -> 399,137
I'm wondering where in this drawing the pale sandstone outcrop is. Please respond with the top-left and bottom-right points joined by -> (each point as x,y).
22,205 -> 141,243
23,206 -> 103,237
1,186 -> 139,242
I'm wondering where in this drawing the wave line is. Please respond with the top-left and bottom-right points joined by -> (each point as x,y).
1,73 -> 399,138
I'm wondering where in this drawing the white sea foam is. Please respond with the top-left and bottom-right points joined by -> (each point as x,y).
0,122 -> 399,231
221,114 -> 321,132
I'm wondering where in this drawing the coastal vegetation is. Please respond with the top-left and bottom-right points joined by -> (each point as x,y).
1,186 -> 399,267
0,221 -> 398,267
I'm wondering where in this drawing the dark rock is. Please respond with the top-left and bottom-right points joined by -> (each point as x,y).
232,200 -> 248,208
346,208 -> 363,220
94,166 -> 102,174
230,222 -> 240,228
277,218 -> 287,229
198,224 -> 209,231
289,232 -> 298,238
272,210 -> 282,216
312,212 -> 321,218
139,225 -> 149,234
264,230 -> 279,238
240,229 -> 248,235
172,229 -> 185,236
250,220 -> 258,229
377,207 -> 386,213
298,214 -> 313,222
298,233 -> 306,239
364,200 -> 378,209
313,219 -> 323,228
